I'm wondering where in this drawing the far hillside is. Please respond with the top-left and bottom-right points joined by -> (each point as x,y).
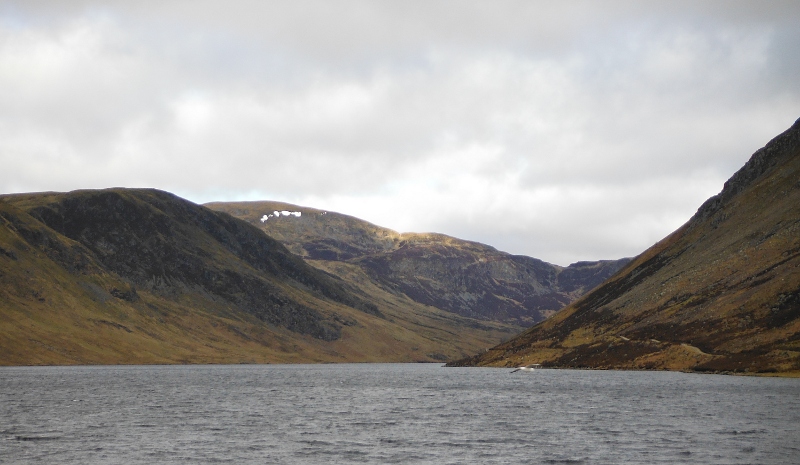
206,202 -> 631,326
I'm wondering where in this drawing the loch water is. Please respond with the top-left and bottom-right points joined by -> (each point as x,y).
1,363 -> 798,464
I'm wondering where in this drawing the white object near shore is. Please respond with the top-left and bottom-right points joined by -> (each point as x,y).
510,364 -> 541,373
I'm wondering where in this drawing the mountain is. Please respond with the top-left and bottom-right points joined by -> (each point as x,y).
0,189 -> 517,365
205,202 -> 631,326
448,118 -> 800,375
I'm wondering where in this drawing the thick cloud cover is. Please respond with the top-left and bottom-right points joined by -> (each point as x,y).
2,1 -> 798,265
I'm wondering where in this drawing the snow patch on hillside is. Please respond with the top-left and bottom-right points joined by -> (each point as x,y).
261,210 -> 302,222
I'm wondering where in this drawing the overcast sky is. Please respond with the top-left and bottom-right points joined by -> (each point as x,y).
1,1 -> 798,265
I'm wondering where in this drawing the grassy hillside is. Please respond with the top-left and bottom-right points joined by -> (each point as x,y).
449,118 -> 800,375
1,189 -> 518,365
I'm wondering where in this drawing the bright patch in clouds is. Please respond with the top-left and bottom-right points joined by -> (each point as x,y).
1,1 -> 798,265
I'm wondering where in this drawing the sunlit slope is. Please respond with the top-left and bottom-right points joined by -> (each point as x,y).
450,118 -> 800,374
204,200 -> 401,260
0,189 -> 517,365
207,202 -> 630,325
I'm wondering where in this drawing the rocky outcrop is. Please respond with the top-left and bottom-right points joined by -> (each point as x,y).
694,118 -> 800,228
354,234 -> 629,325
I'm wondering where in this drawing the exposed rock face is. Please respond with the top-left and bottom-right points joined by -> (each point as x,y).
449,118 -> 800,374
206,202 -> 631,326
353,234 -> 629,324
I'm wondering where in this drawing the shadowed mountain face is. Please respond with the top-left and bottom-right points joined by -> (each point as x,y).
449,118 -> 800,374
1,189 -> 519,365
353,236 -> 629,324
4,189 -> 375,341
206,202 -> 630,326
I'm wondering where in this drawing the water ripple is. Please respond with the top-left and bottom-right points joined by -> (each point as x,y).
1,364 -> 799,464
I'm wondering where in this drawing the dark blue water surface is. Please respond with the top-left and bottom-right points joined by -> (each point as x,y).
1,364 -> 798,464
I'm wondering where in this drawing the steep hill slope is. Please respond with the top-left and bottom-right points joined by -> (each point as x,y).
0,189 -> 517,365
450,118 -> 800,374
4,189 -> 373,340
206,202 -> 630,325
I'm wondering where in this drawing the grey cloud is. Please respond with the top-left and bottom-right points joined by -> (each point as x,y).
1,1 -> 798,264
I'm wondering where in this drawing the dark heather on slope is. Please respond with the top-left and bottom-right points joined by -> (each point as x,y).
7,189 -> 378,340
